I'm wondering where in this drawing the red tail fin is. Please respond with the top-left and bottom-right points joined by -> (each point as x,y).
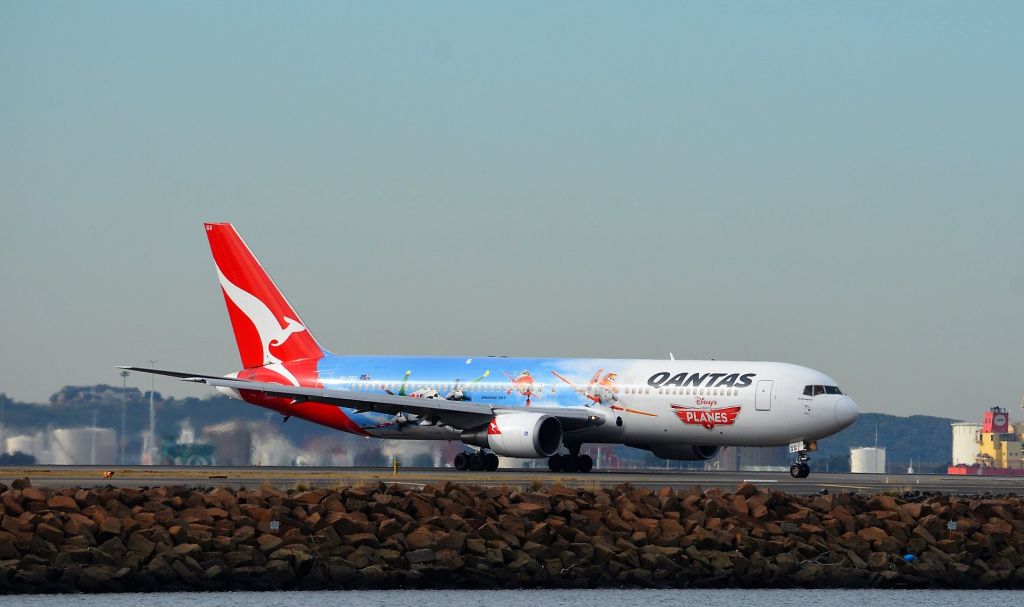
205,223 -> 324,369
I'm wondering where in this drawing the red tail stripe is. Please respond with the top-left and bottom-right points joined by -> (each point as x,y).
204,223 -> 323,369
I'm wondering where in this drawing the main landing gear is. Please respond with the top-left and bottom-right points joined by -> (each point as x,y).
453,450 -> 499,472
548,444 -> 594,473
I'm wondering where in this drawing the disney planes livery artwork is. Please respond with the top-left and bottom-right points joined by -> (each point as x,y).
671,404 -> 743,430
121,223 -> 859,479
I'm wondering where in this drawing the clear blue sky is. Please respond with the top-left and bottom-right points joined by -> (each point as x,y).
1,2 -> 1021,420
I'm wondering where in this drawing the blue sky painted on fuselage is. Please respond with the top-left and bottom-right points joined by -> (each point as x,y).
314,355 -> 764,429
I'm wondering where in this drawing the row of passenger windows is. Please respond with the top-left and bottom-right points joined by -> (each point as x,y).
622,386 -> 743,397
344,382 -> 742,397
803,385 -> 843,396
654,387 -> 741,397
346,383 -> 544,393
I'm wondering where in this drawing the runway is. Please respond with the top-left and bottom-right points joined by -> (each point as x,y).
2,465 -> 1023,495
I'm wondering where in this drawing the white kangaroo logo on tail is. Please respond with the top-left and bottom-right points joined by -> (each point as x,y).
216,267 -> 306,386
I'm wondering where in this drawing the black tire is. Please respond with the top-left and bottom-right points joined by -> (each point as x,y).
578,454 -> 594,473
548,453 -> 564,472
790,464 -> 802,478
454,452 -> 469,471
485,453 -> 499,471
799,463 -> 811,478
470,452 -> 485,471
562,455 -> 580,474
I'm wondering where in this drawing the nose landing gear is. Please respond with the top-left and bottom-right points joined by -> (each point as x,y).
789,450 -> 811,478
788,440 -> 815,478
453,450 -> 499,471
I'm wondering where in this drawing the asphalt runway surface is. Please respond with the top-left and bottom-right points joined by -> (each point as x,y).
2,465 -> 1023,495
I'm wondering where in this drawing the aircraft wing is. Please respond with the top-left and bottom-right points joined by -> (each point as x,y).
123,368 -> 605,432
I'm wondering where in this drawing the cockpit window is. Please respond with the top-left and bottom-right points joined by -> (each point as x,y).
804,384 -> 843,396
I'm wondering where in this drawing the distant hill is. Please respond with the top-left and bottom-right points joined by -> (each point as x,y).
0,388 -> 341,458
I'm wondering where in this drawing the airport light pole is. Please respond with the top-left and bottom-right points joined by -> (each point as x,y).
119,369 -> 130,465
90,409 -> 98,465
147,359 -> 157,465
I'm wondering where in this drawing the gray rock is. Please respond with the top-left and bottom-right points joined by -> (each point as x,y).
406,548 -> 437,564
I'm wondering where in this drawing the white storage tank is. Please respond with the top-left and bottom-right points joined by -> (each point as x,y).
850,447 -> 886,473
4,434 -> 45,457
50,428 -> 117,465
951,422 -> 982,466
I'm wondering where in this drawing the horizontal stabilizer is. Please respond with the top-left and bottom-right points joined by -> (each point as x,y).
116,366 -> 227,381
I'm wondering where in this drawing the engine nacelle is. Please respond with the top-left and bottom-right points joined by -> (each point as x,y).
648,444 -> 721,461
461,413 -> 562,458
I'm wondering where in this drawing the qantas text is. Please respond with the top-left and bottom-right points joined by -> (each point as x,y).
647,372 -> 756,389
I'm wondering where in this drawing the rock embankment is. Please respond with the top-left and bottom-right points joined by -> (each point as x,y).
1,478 -> 1023,592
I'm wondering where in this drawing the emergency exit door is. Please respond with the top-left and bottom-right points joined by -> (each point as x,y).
755,380 -> 773,411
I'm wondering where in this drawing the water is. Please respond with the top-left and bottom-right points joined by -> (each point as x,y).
2,589 -> 1022,607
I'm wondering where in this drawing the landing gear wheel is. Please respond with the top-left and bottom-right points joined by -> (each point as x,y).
470,452 -> 485,471
790,443 -> 812,478
454,452 -> 469,471
548,453 -> 564,472
562,455 -> 580,474
484,453 -> 499,471
578,454 -> 594,473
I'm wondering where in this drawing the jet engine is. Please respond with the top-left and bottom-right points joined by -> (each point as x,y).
461,413 -> 562,458
647,444 -> 721,461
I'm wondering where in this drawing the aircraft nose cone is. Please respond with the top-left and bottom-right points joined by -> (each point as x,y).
834,396 -> 859,428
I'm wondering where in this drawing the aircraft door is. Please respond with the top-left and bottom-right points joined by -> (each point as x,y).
755,380 -> 773,411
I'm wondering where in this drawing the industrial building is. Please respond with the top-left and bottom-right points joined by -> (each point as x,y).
948,406 -> 1024,476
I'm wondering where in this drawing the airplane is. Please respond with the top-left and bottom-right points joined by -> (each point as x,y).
121,223 -> 859,478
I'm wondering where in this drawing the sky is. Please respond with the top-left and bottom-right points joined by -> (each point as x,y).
0,2 -> 1021,420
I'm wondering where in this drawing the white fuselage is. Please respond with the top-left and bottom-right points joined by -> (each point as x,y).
302,355 -> 859,450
